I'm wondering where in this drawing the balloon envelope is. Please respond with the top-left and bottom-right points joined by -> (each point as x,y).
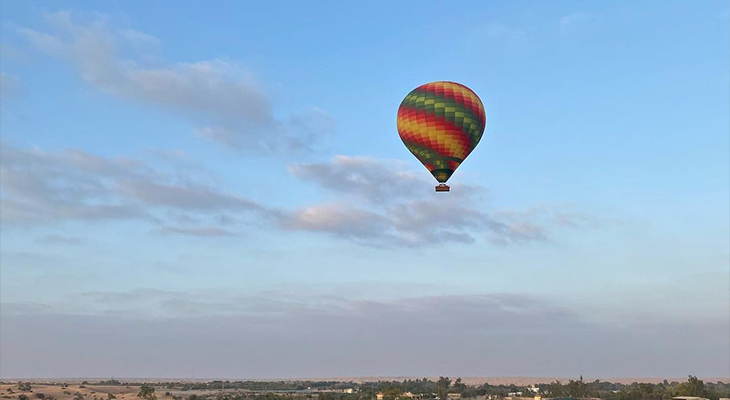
397,81 -> 486,183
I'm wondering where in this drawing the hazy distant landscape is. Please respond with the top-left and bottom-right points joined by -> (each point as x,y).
1,377 -> 728,400
3,378 -> 730,386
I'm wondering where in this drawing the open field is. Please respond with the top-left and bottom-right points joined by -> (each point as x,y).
0,384 -> 285,400
1,384 -> 146,400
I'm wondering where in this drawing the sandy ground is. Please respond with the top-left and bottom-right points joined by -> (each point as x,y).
0,384 -> 296,400
0,384 -> 172,400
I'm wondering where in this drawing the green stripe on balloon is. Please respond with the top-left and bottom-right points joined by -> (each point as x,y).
430,168 -> 455,183
404,141 -> 442,163
403,141 -> 463,171
401,91 -> 485,143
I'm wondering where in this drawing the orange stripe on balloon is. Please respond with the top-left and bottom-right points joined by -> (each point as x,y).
397,105 -> 473,159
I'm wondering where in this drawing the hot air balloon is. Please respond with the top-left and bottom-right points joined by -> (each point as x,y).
396,81 -> 486,192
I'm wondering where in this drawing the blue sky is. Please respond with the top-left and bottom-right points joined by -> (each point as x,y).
0,0 -> 728,378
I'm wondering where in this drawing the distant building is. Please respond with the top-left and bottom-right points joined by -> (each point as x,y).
447,394 -> 462,399
377,393 -> 384,400
343,389 -> 355,394
673,397 -> 709,400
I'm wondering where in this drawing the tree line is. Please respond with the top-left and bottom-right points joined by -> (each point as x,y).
16,376 -> 727,400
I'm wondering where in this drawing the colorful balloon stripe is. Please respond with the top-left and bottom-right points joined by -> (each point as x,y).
412,85 -> 485,134
398,105 -> 472,159
400,95 -> 483,148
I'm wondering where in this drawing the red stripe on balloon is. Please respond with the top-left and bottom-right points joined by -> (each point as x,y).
397,105 -> 474,157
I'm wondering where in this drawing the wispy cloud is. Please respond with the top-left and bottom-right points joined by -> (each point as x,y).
559,12 -> 595,35
289,155 -> 430,203
35,234 -> 84,245
285,156 -> 593,247
157,225 -> 238,237
284,203 -> 395,242
0,143 -> 596,247
18,11 -> 331,152
0,142 -> 268,229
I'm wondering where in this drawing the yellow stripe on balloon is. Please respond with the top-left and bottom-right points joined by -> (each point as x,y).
397,115 -> 470,159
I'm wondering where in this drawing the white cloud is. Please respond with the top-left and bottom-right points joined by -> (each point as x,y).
119,28 -> 161,49
158,225 -> 237,237
35,234 -> 84,245
19,12 -> 330,152
284,203 -> 393,242
284,156 -> 593,247
289,155 -> 429,202
0,142 -> 267,228
1,143 -> 595,247
560,12 -> 595,35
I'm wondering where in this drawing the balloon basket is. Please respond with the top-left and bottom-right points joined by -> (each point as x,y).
435,184 -> 450,192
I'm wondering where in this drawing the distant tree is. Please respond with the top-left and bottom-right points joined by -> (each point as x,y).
436,378 -> 451,400
35,394 -> 45,399
678,376 -> 707,398
138,386 -> 156,400
544,381 -> 564,398
108,394 -> 116,399
566,379 -> 590,398
382,388 -> 402,400
19,395 -> 29,400
460,387 -> 478,399
18,384 -> 32,392
452,380 -> 466,395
